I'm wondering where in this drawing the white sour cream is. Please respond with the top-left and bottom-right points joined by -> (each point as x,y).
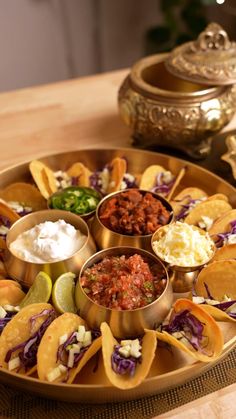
10,219 -> 86,263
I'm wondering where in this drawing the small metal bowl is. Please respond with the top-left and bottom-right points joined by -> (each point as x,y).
47,186 -> 102,223
91,189 -> 174,252
75,246 -> 173,338
151,224 -> 216,293
3,209 -> 96,288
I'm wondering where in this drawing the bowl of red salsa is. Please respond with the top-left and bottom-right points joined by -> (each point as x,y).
91,189 -> 173,252
75,246 -> 173,338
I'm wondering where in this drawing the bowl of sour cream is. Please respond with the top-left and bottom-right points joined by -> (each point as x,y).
4,209 -> 96,287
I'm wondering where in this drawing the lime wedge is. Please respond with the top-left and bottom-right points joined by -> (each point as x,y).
52,272 -> 77,314
19,271 -> 52,308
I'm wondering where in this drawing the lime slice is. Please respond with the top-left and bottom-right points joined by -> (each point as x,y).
52,272 -> 76,314
19,271 -> 52,308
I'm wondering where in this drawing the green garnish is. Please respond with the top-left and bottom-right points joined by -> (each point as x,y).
48,186 -> 101,216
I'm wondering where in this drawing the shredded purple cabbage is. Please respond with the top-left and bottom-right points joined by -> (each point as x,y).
89,172 -> 105,196
213,220 -> 236,248
0,311 -> 16,333
151,172 -> 175,197
5,309 -> 56,370
203,283 -> 236,319
161,309 -> 204,351
122,174 -> 137,189
175,198 -> 203,221
111,345 -> 142,377
56,329 -> 100,371
71,176 -> 79,186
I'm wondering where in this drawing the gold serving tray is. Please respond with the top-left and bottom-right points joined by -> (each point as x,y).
0,147 -> 236,403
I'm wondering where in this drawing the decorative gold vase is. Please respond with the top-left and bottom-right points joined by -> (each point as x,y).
118,23 -> 236,159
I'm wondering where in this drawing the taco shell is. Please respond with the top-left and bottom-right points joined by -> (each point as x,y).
139,165 -> 166,190
212,244 -> 236,261
195,260 -> 236,301
37,312 -> 102,383
156,299 -> 223,362
29,160 -> 57,199
0,303 -> 54,374
107,157 -> 127,194
67,162 -> 92,187
208,209 -> 236,236
170,187 -> 208,218
0,280 -> 25,306
0,200 -> 20,224
101,322 -> 156,389
184,199 -> 232,226
0,183 -> 47,211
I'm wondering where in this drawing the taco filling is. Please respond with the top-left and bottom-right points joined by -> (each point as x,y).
111,339 -> 142,377
174,196 -> 206,221
213,220 -> 236,248
4,308 -> 56,372
47,326 -> 100,382
0,305 -> 19,334
151,171 -> 175,197
193,283 -> 236,319
159,309 -> 208,353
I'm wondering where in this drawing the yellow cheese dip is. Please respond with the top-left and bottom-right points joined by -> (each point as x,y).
10,219 -> 86,263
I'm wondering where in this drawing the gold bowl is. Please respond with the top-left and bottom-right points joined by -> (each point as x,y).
3,209 -> 96,288
118,24 -> 236,159
91,189 -> 173,252
151,224 -> 216,293
75,246 -> 173,338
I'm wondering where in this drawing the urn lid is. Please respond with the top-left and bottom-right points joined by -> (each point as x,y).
165,23 -> 236,86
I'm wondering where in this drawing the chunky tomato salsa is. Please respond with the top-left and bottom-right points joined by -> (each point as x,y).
80,254 -> 167,310
99,189 -> 171,235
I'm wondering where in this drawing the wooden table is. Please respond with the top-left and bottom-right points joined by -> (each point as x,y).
0,69 -> 236,418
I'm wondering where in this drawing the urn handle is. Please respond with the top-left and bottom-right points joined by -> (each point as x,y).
193,23 -> 231,52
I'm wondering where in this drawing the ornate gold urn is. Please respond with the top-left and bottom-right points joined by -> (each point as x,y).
118,23 -> 236,159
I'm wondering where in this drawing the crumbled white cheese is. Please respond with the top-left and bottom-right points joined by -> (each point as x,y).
0,306 -> 7,319
198,216 -> 213,231
152,222 -> 214,267
8,357 -> 20,371
119,338 -> 141,359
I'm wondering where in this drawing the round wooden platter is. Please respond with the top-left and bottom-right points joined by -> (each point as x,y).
0,147 -> 235,403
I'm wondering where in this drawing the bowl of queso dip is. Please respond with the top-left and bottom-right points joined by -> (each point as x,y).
75,246 -> 173,338
4,209 -> 96,287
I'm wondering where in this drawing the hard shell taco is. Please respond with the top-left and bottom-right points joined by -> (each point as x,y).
37,312 -> 102,383
170,187 -> 208,220
156,299 -> 223,362
0,303 -> 56,375
193,260 -> 236,322
101,322 -> 156,390
208,209 -> 236,247
184,199 -> 232,230
139,165 -> 186,199
0,182 -> 47,213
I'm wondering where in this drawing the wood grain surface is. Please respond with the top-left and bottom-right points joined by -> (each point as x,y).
0,69 -> 236,418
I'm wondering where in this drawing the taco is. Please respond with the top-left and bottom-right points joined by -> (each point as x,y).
37,312 -> 102,383
193,260 -> 236,322
170,187 -> 208,220
0,279 -> 25,306
101,322 -> 156,389
0,199 -> 20,240
0,303 -> 56,375
212,243 -> 236,261
184,199 -> 232,230
29,160 -> 58,199
208,209 -> 236,248
0,183 -> 47,213
156,298 -> 223,362
140,165 -> 186,200
89,157 -> 136,195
